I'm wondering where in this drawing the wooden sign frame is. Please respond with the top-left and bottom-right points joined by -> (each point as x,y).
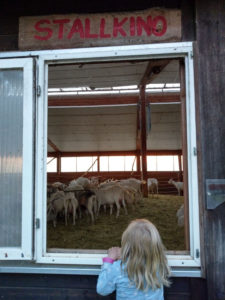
19,8 -> 181,50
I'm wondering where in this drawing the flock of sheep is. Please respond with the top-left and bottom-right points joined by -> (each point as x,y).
47,177 -> 142,227
47,176 -> 184,227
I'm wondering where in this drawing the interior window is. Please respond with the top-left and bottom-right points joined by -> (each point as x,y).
46,59 -> 188,254
47,157 -> 57,172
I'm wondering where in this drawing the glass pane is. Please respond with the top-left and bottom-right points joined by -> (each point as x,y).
61,157 -> 76,172
77,156 -> 98,172
108,156 -> 124,171
157,156 -> 174,171
173,156 -> 179,171
0,69 -> 23,247
125,156 -> 137,171
47,157 -> 57,172
99,157 -> 108,171
147,156 -> 157,171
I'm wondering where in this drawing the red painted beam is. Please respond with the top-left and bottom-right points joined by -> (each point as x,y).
48,93 -> 180,107
48,149 -> 182,157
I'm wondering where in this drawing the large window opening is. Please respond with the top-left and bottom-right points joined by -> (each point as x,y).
46,58 -> 188,253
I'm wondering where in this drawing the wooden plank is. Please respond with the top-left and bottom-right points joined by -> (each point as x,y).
178,154 -> 182,181
48,93 -> 180,107
0,273 -> 207,300
195,1 -> 225,298
19,8 -> 181,51
181,0 -> 195,42
57,152 -> 61,175
48,149 -> 182,157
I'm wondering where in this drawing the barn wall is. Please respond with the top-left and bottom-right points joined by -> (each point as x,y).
0,0 -> 215,299
48,105 -> 181,152
195,0 -> 225,299
0,273 -> 207,300
147,104 -> 182,150
48,106 -> 137,152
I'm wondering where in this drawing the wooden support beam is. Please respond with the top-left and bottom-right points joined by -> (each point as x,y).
97,156 -> 100,173
48,149 -> 182,157
48,150 -> 139,157
48,138 -> 60,152
137,155 -> 141,173
139,59 -> 171,86
180,59 -> 190,251
136,101 -> 141,151
178,154 -> 182,181
57,152 -> 61,175
140,85 -> 148,197
48,93 -> 180,107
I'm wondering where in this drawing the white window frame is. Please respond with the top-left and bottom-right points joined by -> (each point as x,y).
0,58 -> 34,260
33,42 -> 200,270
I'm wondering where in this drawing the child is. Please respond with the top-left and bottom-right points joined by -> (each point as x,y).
97,219 -> 170,300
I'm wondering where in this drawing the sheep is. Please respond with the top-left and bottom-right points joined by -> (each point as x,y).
69,177 -> 91,190
122,185 -> 139,210
47,182 -> 67,203
147,178 -> 158,195
65,183 -> 97,223
168,178 -> 184,196
51,181 -> 67,190
75,190 -> 97,223
119,178 -> 143,194
119,178 -> 143,203
89,176 -> 100,187
47,191 -> 65,227
47,190 -> 78,227
64,191 -> 79,226
95,184 -> 128,218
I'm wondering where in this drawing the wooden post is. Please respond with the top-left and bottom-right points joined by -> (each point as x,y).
137,154 -> 141,173
57,152 -> 61,176
140,85 -> 148,197
97,156 -> 100,180
178,154 -> 182,181
180,59 -> 190,250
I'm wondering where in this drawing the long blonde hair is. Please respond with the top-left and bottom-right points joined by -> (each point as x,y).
121,219 -> 170,291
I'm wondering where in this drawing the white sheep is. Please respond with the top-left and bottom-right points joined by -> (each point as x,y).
95,184 -> 128,218
168,178 -> 183,196
47,190 -> 78,227
147,178 -> 158,195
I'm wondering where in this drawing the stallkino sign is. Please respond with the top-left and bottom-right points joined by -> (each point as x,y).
19,8 -> 181,50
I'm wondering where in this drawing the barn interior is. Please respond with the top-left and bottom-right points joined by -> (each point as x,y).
47,58 -> 188,253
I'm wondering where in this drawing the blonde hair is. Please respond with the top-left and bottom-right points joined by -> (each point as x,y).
121,219 -> 170,291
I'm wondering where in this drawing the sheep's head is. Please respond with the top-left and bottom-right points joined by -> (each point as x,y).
168,178 -> 173,184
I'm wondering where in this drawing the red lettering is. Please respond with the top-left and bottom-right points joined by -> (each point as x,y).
152,16 -> 167,36
113,17 -> 128,37
129,17 -> 135,36
68,19 -> 84,39
85,18 -> 98,38
99,18 -> 111,38
136,16 -> 152,36
53,19 -> 70,39
34,20 -> 53,41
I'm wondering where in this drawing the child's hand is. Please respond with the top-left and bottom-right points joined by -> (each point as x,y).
108,247 -> 121,260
